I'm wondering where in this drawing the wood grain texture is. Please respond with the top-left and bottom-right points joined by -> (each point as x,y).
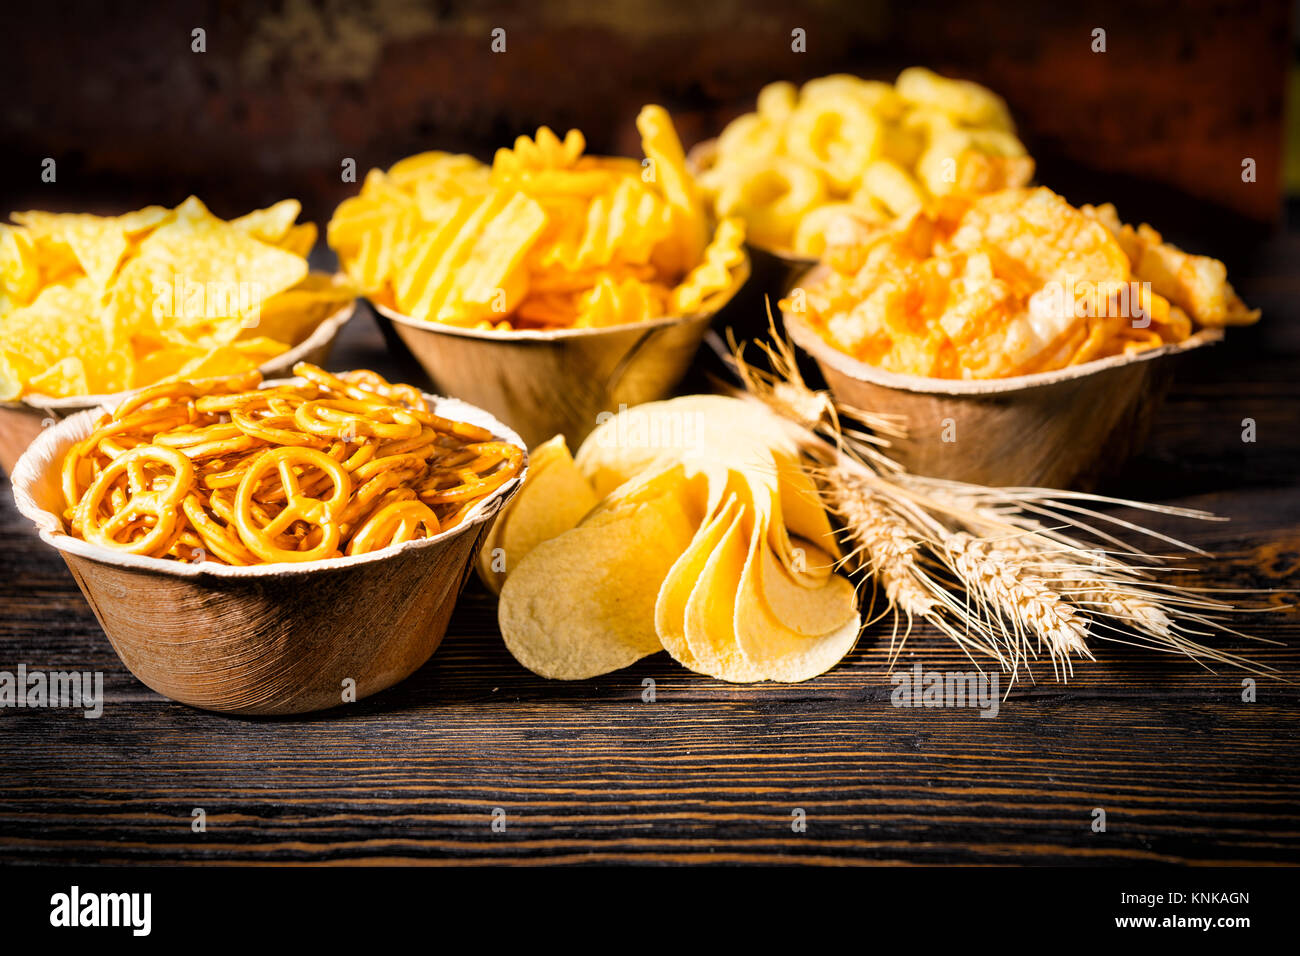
0,227 -> 1297,864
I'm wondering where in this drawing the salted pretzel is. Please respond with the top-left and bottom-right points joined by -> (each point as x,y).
294,399 -> 422,441
233,446 -> 352,562
74,446 -> 195,555
346,499 -> 441,556
57,364 -> 523,566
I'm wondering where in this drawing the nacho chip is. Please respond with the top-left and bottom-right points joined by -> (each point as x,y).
231,199 -> 302,244
1,197 -> 334,400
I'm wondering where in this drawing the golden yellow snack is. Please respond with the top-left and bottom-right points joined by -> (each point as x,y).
58,364 -> 522,565
693,68 -> 1033,256
783,186 -> 1260,379
0,198 -> 355,400
328,108 -> 748,331
495,396 -> 862,683
474,435 -> 598,594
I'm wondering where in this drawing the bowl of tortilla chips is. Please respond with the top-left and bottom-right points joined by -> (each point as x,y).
0,196 -> 356,472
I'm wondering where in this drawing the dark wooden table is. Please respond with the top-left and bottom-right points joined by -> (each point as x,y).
2,232 -> 1297,867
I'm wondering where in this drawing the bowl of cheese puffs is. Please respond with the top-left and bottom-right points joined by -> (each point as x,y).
782,186 -> 1259,488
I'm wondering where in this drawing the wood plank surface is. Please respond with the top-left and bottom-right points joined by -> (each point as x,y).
0,232 -> 1296,867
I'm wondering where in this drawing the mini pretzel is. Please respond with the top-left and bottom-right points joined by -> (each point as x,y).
75,446 -> 195,555
231,405 -> 326,448
113,380 -> 200,420
340,369 -> 426,409
296,362 -> 424,410
181,494 -> 258,566
419,441 -> 524,504
346,500 -> 441,555
233,446 -> 352,563
59,364 -> 520,565
294,399 -> 422,441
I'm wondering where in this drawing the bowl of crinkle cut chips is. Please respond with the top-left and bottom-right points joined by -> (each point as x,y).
690,68 -> 1262,488
328,106 -> 750,448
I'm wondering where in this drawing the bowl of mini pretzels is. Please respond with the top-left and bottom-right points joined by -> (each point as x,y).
9,363 -> 526,715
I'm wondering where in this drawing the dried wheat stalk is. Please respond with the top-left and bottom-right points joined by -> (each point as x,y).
715,324 -> 1283,685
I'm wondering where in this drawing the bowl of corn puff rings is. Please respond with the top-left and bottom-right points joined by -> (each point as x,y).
327,106 -> 750,448
781,187 -> 1260,488
689,69 -> 1034,269
10,364 -> 525,714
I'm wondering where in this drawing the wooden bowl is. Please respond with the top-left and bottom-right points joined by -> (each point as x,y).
0,298 -> 356,476
783,282 -> 1224,489
375,298 -> 742,449
9,383 -> 524,716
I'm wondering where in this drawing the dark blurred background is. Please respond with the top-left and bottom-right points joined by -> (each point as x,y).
1,0 -> 1294,270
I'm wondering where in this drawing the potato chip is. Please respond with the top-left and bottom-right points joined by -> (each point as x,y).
655,496 -> 739,672
757,537 -> 856,635
776,453 -> 841,564
498,464 -> 698,679
735,533 -> 863,683
329,109 -> 746,331
496,397 -> 862,683
476,436 -> 598,594
574,392 -> 834,586
682,504 -> 767,682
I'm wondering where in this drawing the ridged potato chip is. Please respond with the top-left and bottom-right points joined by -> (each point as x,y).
329,108 -> 747,331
